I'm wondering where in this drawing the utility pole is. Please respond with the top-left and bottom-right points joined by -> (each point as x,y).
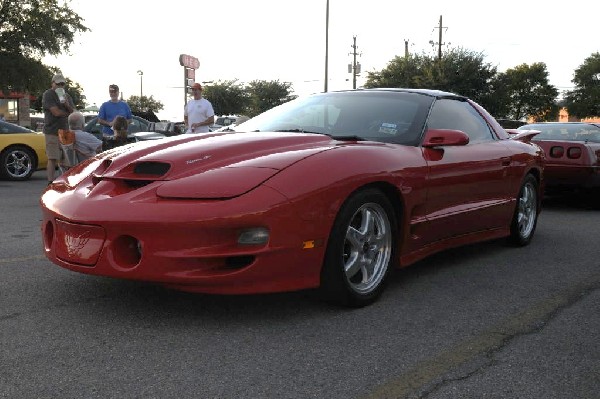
348,35 -> 361,89
435,15 -> 447,60
438,15 -> 443,59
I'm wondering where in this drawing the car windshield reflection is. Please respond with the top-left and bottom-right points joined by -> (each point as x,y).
230,91 -> 432,145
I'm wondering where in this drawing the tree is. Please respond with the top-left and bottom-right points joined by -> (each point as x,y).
363,53 -> 429,89
428,47 -> 497,105
29,76 -> 86,111
127,95 -> 165,113
563,52 -> 600,119
203,80 -> 248,116
0,0 -> 89,94
364,47 -> 496,108
202,80 -> 296,117
0,53 -> 52,96
488,63 -> 558,121
244,80 -> 296,117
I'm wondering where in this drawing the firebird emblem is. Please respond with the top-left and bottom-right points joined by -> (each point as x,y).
64,231 -> 91,257
186,155 -> 211,164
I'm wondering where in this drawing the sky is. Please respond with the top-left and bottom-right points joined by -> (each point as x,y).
42,0 -> 600,122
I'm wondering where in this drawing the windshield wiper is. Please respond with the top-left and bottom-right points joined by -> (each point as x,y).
323,133 -> 366,141
275,128 -> 321,134
273,129 -> 365,141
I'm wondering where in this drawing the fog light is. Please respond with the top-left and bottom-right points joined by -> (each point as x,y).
238,228 -> 269,245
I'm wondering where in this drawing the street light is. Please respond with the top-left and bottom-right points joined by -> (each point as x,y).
137,70 -> 143,98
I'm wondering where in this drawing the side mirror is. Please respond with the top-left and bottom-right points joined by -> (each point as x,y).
422,128 -> 469,147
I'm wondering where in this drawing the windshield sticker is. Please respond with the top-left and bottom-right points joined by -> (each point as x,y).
378,123 -> 398,135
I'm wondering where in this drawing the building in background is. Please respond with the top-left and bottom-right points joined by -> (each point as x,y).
0,92 -> 35,128
558,107 -> 600,123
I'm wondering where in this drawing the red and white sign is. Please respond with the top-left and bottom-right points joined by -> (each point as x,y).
179,54 -> 200,69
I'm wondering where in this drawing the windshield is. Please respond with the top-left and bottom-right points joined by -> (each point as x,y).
519,123 -> 600,143
0,120 -> 35,133
231,91 -> 433,145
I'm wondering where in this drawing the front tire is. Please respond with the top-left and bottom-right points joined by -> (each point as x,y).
320,188 -> 397,307
0,146 -> 36,181
508,174 -> 539,246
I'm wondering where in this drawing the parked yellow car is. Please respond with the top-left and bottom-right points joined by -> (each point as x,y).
0,120 -> 47,181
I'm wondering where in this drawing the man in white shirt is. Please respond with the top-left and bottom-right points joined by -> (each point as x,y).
184,83 -> 215,133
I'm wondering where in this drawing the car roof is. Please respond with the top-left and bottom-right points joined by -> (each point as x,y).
520,122 -> 600,128
0,120 -> 35,133
522,121 -> 597,125
353,87 -> 465,99
87,115 -> 150,123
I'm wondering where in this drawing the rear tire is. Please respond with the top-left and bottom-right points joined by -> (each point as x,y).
320,188 -> 397,307
508,174 -> 539,246
0,146 -> 36,181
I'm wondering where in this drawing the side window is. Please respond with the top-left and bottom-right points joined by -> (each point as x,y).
129,118 -> 144,133
428,99 -> 493,143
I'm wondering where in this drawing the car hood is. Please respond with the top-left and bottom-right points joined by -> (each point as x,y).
76,132 -> 342,199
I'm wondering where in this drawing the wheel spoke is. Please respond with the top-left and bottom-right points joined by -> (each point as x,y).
343,202 -> 392,294
517,183 -> 536,236
5,151 -> 31,178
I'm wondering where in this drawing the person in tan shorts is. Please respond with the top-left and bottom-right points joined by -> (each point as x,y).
42,73 -> 74,184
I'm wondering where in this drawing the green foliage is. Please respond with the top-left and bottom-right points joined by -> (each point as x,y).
29,77 -> 86,112
203,80 -> 296,117
0,0 -> 89,57
127,95 -> 165,113
365,53 -> 431,89
0,0 -> 88,95
365,47 -> 561,121
0,53 -> 52,95
364,47 -> 496,107
244,80 -> 297,117
563,52 -> 600,118
488,63 -> 559,121
203,80 -> 248,116
431,48 -> 497,103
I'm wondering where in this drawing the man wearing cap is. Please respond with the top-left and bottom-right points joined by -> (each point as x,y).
97,84 -> 133,138
43,73 -> 74,184
184,83 -> 214,133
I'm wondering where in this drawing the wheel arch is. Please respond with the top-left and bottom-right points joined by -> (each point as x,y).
362,181 -> 405,230
318,181 -> 404,306
331,181 -> 405,236
523,166 -> 543,211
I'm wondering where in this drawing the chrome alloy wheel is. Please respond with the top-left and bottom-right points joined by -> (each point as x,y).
342,202 -> 392,295
516,180 -> 537,239
4,148 -> 34,180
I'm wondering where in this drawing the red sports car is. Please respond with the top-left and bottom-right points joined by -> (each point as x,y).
40,89 -> 544,307
515,122 -> 600,195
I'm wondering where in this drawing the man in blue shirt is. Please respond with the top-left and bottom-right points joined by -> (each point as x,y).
97,84 -> 133,137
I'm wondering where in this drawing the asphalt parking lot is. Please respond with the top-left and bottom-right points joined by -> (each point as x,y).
1,171 -> 599,399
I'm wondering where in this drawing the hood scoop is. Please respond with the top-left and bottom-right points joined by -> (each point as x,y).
133,161 -> 171,176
